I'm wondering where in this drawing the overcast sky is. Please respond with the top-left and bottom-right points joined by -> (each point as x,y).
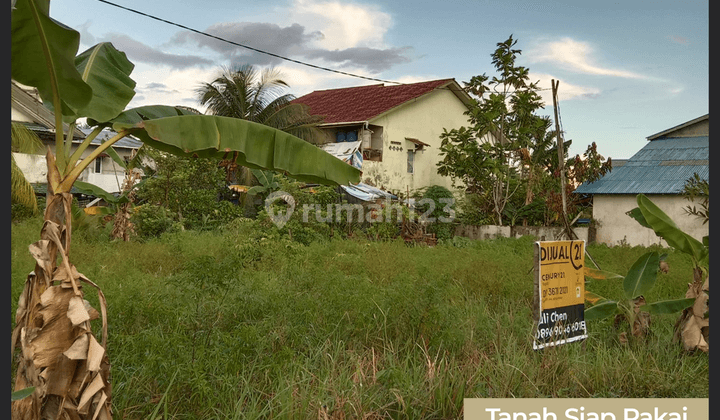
50,0 -> 708,159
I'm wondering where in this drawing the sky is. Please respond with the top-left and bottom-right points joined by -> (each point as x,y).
49,0 -> 708,159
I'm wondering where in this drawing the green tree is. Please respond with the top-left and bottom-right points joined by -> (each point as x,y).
437,35 -> 550,226
196,64 -> 326,143
196,64 -> 327,208
10,1 -> 360,418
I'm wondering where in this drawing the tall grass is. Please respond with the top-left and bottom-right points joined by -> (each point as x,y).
10,217 -> 708,419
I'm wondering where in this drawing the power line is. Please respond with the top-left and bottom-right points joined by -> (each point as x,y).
95,0 -> 404,86
94,0 -> 552,96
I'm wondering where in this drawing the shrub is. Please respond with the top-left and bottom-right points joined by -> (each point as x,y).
416,185 -> 456,241
132,204 -> 181,239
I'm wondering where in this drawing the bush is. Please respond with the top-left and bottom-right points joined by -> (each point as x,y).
11,203 -> 37,222
132,204 -> 181,239
416,185 -> 456,241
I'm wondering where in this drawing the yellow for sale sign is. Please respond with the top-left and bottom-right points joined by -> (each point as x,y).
533,240 -> 587,350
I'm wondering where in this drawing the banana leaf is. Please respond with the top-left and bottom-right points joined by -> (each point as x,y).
11,0 -> 91,117
584,300 -> 620,321
642,298 -> 696,315
584,266 -> 624,281
584,290 -> 608,305
73,181 -> 126,205
73,42 -> 136,123
623,251 -> 660,300
102,110 -> 361,186
636,194 -> 707,264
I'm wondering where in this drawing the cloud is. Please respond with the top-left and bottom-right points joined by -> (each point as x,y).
170,22 -> 321,66
107,34 -> 214,70
530,73 -> 602,102
527,38 -> 651,80
287,0 -> 393,50
304,46 -> 412,72
127,65 -> 218,110
76,20 -> 97,48
668,35 -> 689,45
170,18 -> 412,74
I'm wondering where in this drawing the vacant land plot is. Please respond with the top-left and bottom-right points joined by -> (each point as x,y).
11,217 -> 709,419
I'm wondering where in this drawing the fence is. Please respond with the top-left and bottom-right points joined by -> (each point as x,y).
454,224 -> 591,243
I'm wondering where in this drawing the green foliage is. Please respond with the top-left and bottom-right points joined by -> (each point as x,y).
11,387 -> 35,402
681,173 -> 709,225
586,194 -> 705,341
11,122 -> 43,214
11,203 -> 39,222
132,204 -> 181,239
365,220 -> 400,241
132,149 -> 245,231
196,64 -> 326,144
255,175 -> 341,244
437,36 -> 552,226
415,185 -> 455,240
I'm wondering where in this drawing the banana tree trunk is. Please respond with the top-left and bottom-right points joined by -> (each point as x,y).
12,151 -> 112,419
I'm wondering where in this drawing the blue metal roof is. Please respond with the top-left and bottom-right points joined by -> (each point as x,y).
574,136 -> 708,195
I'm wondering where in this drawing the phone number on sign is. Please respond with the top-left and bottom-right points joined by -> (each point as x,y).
542,286 -> 568,298
536,321 -> 586,340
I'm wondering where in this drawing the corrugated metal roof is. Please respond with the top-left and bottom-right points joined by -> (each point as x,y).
574,136 -> 708,195
77,127 -> 143,149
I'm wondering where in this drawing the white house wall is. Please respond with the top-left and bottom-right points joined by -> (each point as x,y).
593,194 -> 708,247
361,87 -> 469,195
14,152 -> 128,194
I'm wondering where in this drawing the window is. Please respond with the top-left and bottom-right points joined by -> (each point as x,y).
94,157 -> 102,173
407,149 -> 415,173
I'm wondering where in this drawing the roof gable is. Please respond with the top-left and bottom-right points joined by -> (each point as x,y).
292,79 -> 471,124
647,114 -> 709,140
574,136 -> 708,195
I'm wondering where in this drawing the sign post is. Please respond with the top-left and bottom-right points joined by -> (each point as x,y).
533,240 -> 587,350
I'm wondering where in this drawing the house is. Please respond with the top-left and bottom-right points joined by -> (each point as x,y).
573,114 -> 709,247
11,81 -> 142,195
292,79 -> 477,195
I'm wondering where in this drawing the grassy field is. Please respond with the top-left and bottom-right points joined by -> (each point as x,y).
11,217 -> 709,419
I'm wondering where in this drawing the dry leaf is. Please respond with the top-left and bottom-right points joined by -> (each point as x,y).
67,296 -> 91,326
64,334 -> 90,360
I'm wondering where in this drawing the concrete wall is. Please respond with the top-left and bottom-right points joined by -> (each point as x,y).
455,224 -> 589,243
592,194 -> 708,247
361,88 -> 470,196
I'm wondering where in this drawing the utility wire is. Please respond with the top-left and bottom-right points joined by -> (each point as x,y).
94,0 -> 551,96
95,0 -> 404,85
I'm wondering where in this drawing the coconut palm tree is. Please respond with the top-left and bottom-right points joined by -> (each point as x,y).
196,64 -> 328,206
196,64 -> 327,144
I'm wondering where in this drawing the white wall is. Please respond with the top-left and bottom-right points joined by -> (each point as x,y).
593,194 -> 708,247
13,152 -> 127,193
360,88 -> 470,196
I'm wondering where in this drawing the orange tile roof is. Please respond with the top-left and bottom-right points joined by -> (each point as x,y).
292,79 -> 456,124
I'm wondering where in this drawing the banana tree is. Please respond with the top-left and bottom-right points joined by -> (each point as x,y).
627,194 -> 709,352
10,1 -> 360,418
584,251 -> 695,341
584,193 -> 708,347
